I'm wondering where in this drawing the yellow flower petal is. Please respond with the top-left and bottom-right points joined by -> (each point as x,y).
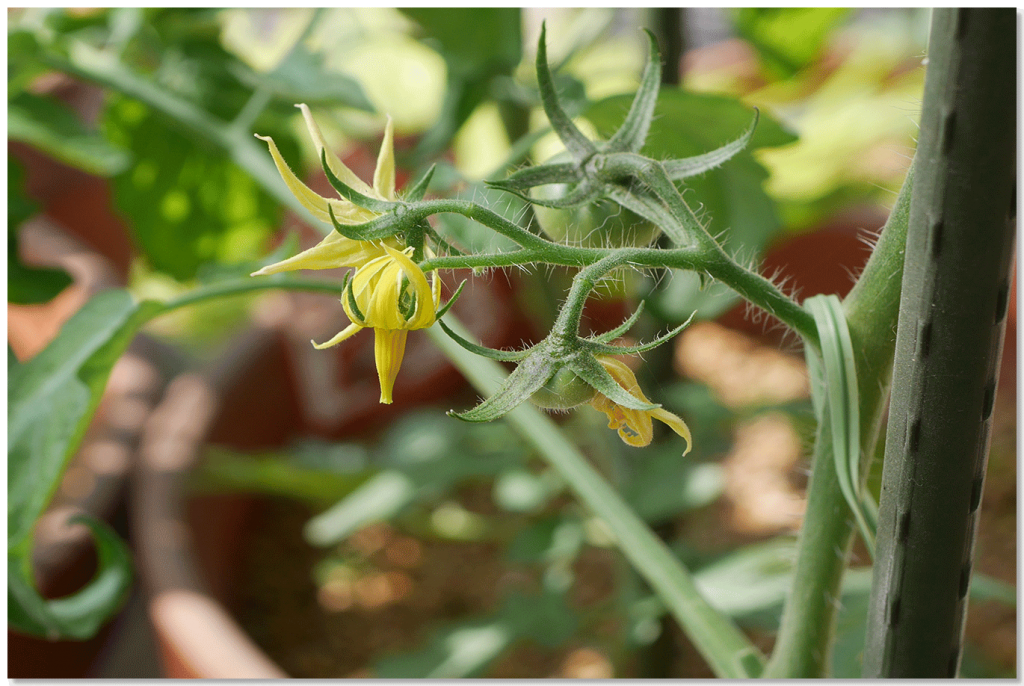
381,244 -> 435,329
651,408 -> 693,456
251,232 -> 390,276
591,356 -> 693,454
255,133 -> 375,225
312,322 -> 364,350
296,103 -> 378,200
374,328 -> 409,404
373,116 -> 397,201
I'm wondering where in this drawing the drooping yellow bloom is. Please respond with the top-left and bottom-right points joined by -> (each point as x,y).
590,357 -> 692,455
251,104 -> 398,277
313,244 -> 441,404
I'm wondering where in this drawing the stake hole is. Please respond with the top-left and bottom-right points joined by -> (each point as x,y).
898,510 -> 911,544
959,561 -> 972,598
995,280 -> 1009,323
909,418 -> 921,454
889,597 -> 901,626
982,379 -> 996,419
920,321 -> 933,358
942,111 -> 957,155
969,475 -> 984,512
931,219 -> 944,259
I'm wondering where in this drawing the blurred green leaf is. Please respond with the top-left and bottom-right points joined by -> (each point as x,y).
8,158 -> 74,305
8,92 -> 131,176
102,97 -> 284,280
234,45 -> 375,111
8,290 -> 162,638
402,8 -> 523,161
402,8 -> 521,75
372,590 -> 576,678
374,615 -> 514,679
624,449 -> 725,523
304,413 -> 528,546
505,516 -> 584,565
733,8 -> 850,79
9,515 -> 133,640
192,447 -> 374,507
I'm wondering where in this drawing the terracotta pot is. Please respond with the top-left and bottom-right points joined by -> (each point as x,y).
133,328 -> 290,678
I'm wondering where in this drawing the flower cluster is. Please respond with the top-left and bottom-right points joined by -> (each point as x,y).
248,20 -> 716,456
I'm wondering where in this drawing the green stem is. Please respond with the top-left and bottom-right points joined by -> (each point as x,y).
427,318 -> 765,678
762,162 -> 915,677
160,276 -> 342,313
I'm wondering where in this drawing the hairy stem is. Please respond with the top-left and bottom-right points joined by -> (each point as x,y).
763,162 -> 915,678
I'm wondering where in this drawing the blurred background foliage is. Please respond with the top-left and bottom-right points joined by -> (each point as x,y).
8,7 -> 1014,678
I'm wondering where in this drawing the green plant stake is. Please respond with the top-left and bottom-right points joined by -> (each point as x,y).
862,8 -> 1016,678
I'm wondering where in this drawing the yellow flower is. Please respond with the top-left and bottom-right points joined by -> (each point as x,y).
313,244 -> 441,404
590,357 -> 692,455
251,104 -> 398,277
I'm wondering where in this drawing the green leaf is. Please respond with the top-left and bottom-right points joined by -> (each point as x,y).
8,92 -> 131,176
8,289 -> 159,638
402,8 -> 521,75
374,614 -> 514,679
732,8 -> 850,79
8,290 -> 163,549
8,159 -> 74,305
102,97 -> 283,280
9,515 -> 133,640
238,46 -> 374,111
624,448 -> 725,523
403,8 -> 522,162
372,590 -> 576,678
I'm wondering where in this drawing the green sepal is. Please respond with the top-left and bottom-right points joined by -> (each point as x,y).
525,178 -> 603,209
405,164 -> 436,202
321,149 -> 399,214
449,352 -> 559,422
327,204 -> 376,241
536,22 -> 596,163
486,161 -> 581,193
584,312 -> 694,355
663,109 -> 760,181
437,319 -> 530,362
567,353 -> 658,411
591,300 -> 647,343
434,278 -> 467,319
425,225 -> 466,257
605,29 -> 662,154
606,187 -> 685,245
344,277 -> 366,325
